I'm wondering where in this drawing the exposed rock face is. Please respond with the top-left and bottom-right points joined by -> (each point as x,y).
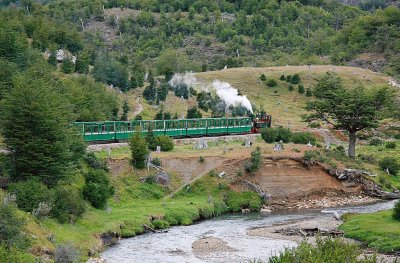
154,171 -> 170,186
347,54 -> 386,73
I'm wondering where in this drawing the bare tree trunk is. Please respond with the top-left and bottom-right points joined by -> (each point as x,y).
348,131 -> 356,159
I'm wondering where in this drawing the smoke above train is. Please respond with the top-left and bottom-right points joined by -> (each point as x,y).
169,72 -> 253,113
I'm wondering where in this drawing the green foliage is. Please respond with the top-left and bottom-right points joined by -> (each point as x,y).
379,157 -> 400,175
121,100 -> 130,121
199,156 -> 205,163
0,66 -> 85,186
288,85 -> 294,91
0,203 -> 26,248
93,56 -> 129,91
306,73 -> 395,158
245,147 -> 262,173
187,106 -> 202,119
143,85 -> 157,102
155,136 -> 174,151
268,237 -> 376,263
260,74 -> 267,81
305,88 -> 312,97
290,74 -> 301,84
83,152 -> 108,171
266,78 -> 278,87
54,244 -> 79,263
225,191 -> 262,212
75,50 -> 90,74
0,245 -> 35,263
280,75 -> 285,81
298,84 -> 305,94
8,180 -> 53,213
152,220 -> 170,229
393,200 -> 400,221
291,132 -> 317,144
260,127 -> 292,143
61,59 -> 75,74
369,137 -> 383,146
385,141 -> 396,149
51,186 -> 86,224
83,169 -> 115,209
130,131 -> 149,169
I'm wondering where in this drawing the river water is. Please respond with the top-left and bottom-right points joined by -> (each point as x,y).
101,200 -> 396,263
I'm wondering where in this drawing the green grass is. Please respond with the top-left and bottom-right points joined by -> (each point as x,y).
32,172 -> 261,261
340,210 -> 400,253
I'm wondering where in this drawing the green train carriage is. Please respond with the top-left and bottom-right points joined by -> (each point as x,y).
74,117 -> 260,142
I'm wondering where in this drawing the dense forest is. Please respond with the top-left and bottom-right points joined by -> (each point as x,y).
1,0 -> 400,96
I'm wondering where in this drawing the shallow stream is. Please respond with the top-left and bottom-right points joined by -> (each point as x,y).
101,200 -> 396,263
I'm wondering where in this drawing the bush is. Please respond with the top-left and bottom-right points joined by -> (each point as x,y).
54,244 -> 79,263
286,75 -> 292,82
266,78 -> 278,87
288,85 -> 294,91
261,127 -> 292,143
280,74 -> 285,81
298,84 -> 305,94
8,180 -> 54,212
152,220 -> 170,229
151,157 -> 161,166
199,156 -> 205,163
291,132 -> 317,144
0,245 -> 35,263
245,147 -> 262,173
291,74 -> 301,84
369,137 -> 383,146
0,203 -> 26,248
379,157 -> 400,175
393,200 -> 400,221
306,88 -> 312,97
269,237 -> 375,263
260,74 -> 267,81
83,169 -> 115,209
394,134 -> 400,140
51,186 -> 86,223
154,136 -> 174,151
61,59 -> 75,74
83,152 -> 108,171
130,130 -> 149,169
385,141 -> 396,149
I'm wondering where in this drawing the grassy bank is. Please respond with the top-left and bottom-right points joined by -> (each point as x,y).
340,210 -> 400,253
23,171 -> 261,262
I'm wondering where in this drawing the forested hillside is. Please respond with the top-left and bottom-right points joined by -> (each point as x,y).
1,0 -> 400,96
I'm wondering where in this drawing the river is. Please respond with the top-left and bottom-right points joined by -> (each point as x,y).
101,200 -> 396,263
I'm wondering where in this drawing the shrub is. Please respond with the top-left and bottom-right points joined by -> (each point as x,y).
385,141 -> 396,149
379,157 -> 400,175
304,150 -> 317,161
269,237 -> 374,263
266,78 -> 278,87
286,75 -> 292,82
260,74 -> 267,81
394,134 -> 400,140
291,74 -> 301,84
83,169 -> 114,209
369,137 -> 383,146
358,154 -> 375,163
0,203 -> 26,248
152,220 -> 170,229
151,157 -> 161,166
260,127 -> 292,143
199,156 -> 205,163
51,186 -> 86,223
130,130 -> 149,169
298,84 -> 305,94
393,200 -> 400,221
306,88 -> 312,97
61,59 -> 75,74
245,147 -> 262,173
291,132 -> 316,144
83,152 -> 108,171
8,180 -> 54,212
0,245 -> 35,262
154,136 -> 174,151
54,244 -> 79,263
280,74 -> 285,81
288,85 -> 294,91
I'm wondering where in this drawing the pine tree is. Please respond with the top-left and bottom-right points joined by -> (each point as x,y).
298,84 -> 305,94
62,59 -> 75,74
0,64 -> 85,186
121,100 -> 130,121
130,128 -> 149,169
75,50 -> 90,74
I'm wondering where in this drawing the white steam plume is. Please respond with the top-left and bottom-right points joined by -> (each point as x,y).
168,72 -> 253,113
212,80 -> 253,113
168,72 -> 197,88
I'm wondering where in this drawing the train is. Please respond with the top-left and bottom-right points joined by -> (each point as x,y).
73,113 -> 272,142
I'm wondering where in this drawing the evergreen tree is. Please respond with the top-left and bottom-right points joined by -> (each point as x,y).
130,128 -> 148,169
62,59 -> 75,74
280,74 -> 285,81
187,106 -> 202,119
291,74 -> 301,84
306,88 -> 312,97
260,74 -> 267,81
0,64 -> 85,186
75,50 -> 90,74
298,85 -> 305,94
121,100 -> 130,121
